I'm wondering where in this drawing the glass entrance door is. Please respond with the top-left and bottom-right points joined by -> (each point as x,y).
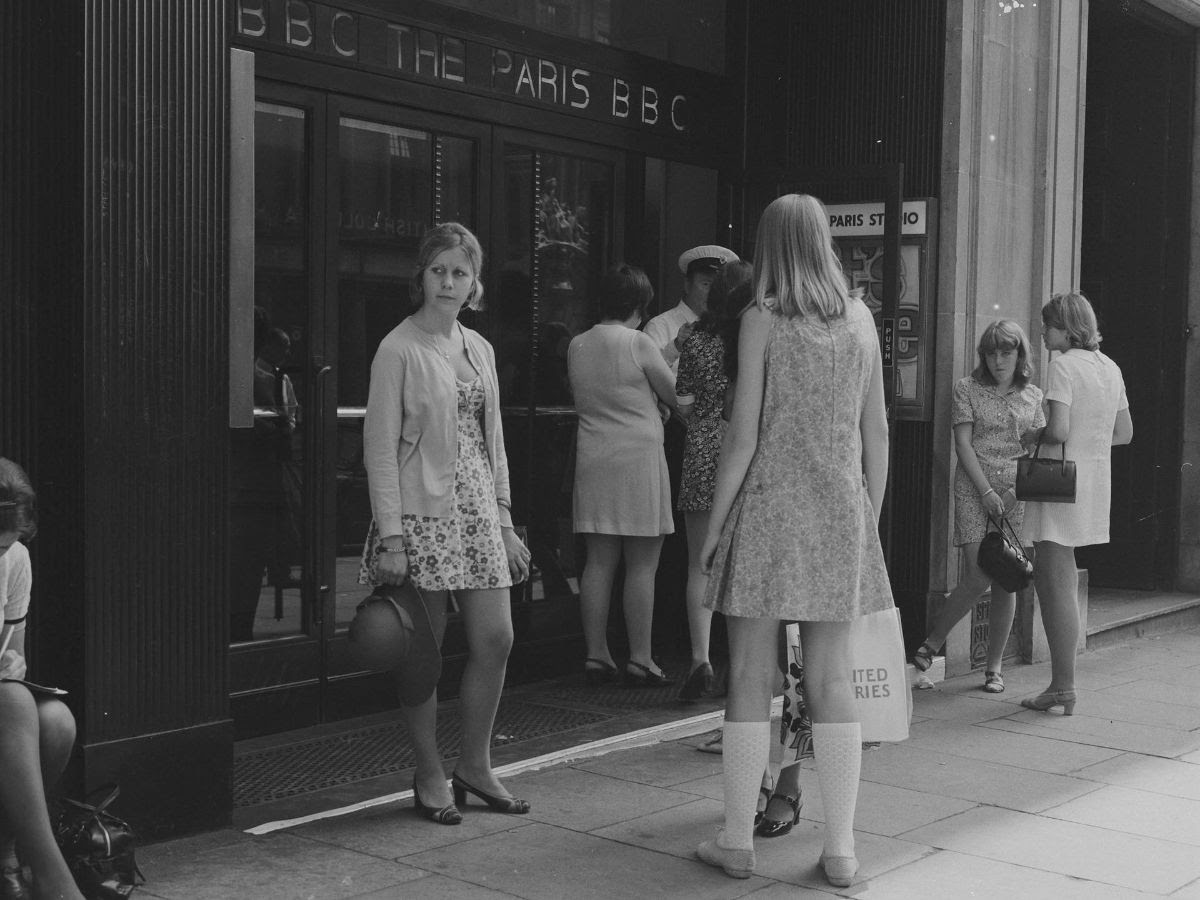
229,93 -> 625,737
228,85 -> 488,738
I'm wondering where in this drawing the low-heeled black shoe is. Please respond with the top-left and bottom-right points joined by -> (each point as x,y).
756,791 -> 802,838
584,658 -> 618,686
451,772 -> 531,814
412,778 -> 463,825
623,660 -> 673,687
678,662 -> 714,702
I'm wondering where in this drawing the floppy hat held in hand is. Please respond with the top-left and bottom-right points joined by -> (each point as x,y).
348,580 -> 442,706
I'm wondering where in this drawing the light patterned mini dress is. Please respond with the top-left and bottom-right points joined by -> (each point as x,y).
704,298 -> 893,622
359,376 -> 512,592
951,376 -> 1045,546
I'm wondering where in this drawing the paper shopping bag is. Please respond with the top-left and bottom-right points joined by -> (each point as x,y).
849,606 -> 911,742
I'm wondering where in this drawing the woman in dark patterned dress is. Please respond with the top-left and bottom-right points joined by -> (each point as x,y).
911,320 -> 1044,693
360,223 -> 533,826
675,259 -> 752,701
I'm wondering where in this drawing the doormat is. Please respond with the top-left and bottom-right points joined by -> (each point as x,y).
234,663 -> 690,808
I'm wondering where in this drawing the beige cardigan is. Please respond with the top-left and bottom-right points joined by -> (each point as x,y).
363,318 -> 513,538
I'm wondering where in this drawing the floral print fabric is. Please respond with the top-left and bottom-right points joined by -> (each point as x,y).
676,330 -> 729,512
359,377 -> 513,592
950,376 -> 1045,546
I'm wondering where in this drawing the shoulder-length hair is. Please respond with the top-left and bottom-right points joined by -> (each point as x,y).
410,222 -> 485,311
1042,292 -> 1101,351
697,259 -> 752,332
597,263 -> 654,321
0,458 -> 37,541
752,194 -> 850,321
972,319 -> 1034,388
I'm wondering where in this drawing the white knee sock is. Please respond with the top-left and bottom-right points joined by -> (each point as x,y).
722,721 -> 770,849
812,721 -> 862,858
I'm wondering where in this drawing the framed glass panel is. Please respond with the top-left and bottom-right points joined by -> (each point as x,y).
333,117 -> 479,628
230,101 -> 309,645
495,141 -> 616,604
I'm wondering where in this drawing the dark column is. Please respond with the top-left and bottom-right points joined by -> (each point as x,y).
4,1 -> 232,837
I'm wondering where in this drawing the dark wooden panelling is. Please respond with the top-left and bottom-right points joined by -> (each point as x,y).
79,1 -> 230,744
3,1 -> 232,835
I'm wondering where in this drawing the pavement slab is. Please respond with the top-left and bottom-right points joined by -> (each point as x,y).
1046,784 -> 1200,846
902,716 -> 1122,773
980,708 -> 1200,758
400,822 -> 768,899
570,737 -> 724,787
346,875 -> 522,899
1097,677 -> 1200,710
516,765 -> 699,832
292,800 -> 533,859
1075,752 -> 1200,799
859,744 -> 1102,812
902,806 -> 1200,894
851,848 -> 1165,899
136,831 -> 423,900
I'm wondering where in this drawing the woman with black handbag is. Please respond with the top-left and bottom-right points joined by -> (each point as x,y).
0,459 -> 84,900
359,224 -> 533,826
911,321 -> 1044,694
1019,293 -> 1132,715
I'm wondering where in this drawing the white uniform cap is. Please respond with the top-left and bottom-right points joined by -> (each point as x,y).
678,245 -> 739,276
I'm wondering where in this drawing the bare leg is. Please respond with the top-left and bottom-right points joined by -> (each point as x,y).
922,542 -> 990,651
0,684 -> 83,900
621,535 -> 666,675
1034,541 -> 1079,691
399,590 -> 453,807
579,534 -> 620,667
451,588 -> 516,798
683,510 -> 713,667
765,761 -> 803,821
986,587 -> 1017,674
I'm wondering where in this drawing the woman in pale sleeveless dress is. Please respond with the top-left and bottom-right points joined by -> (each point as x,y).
695,195 -> 892,888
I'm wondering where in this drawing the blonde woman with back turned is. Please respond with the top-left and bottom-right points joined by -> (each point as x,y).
696,195 -> 893,887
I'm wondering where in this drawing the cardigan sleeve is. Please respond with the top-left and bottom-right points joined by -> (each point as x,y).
362,340 -> 407,537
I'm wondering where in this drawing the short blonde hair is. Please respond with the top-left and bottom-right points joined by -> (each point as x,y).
752,194 -> 850,320
1042,292 -> 1101,350
411,222 -> 485,311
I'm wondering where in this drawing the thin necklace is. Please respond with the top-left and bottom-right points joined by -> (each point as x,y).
416,318 -> 455,360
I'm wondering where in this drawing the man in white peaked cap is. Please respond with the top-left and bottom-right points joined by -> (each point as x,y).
643,244 -> 740,372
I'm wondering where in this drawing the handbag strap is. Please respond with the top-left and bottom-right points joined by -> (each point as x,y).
985,513 -> 1025,551
63,783 -> 121,816
1030,436 -> 1067,468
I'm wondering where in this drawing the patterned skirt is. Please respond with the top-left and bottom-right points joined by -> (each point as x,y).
359,378 -> 512,592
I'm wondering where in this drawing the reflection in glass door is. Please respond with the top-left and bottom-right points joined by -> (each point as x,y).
230,100 -> 310,646
493,137 -> 621,608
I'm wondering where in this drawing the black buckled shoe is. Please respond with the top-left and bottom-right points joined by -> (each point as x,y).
678,662 -> 714,702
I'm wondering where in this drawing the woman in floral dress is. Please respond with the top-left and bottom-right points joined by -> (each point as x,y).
911,320 -> 1044,693
360,223 -> 532,825
675,259 -> 751,701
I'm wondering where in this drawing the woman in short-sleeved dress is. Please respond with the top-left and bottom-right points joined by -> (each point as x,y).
911,321 -> 1044,694
695,195 -> 892,888
674,260 -> 752,702
570,264 -> 677,688
1019,293 -> 1132,717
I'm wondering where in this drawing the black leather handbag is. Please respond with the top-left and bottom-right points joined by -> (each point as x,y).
1015,439 -> 1077,503
977,514 -> 1034,593
54,784 -> 145,899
